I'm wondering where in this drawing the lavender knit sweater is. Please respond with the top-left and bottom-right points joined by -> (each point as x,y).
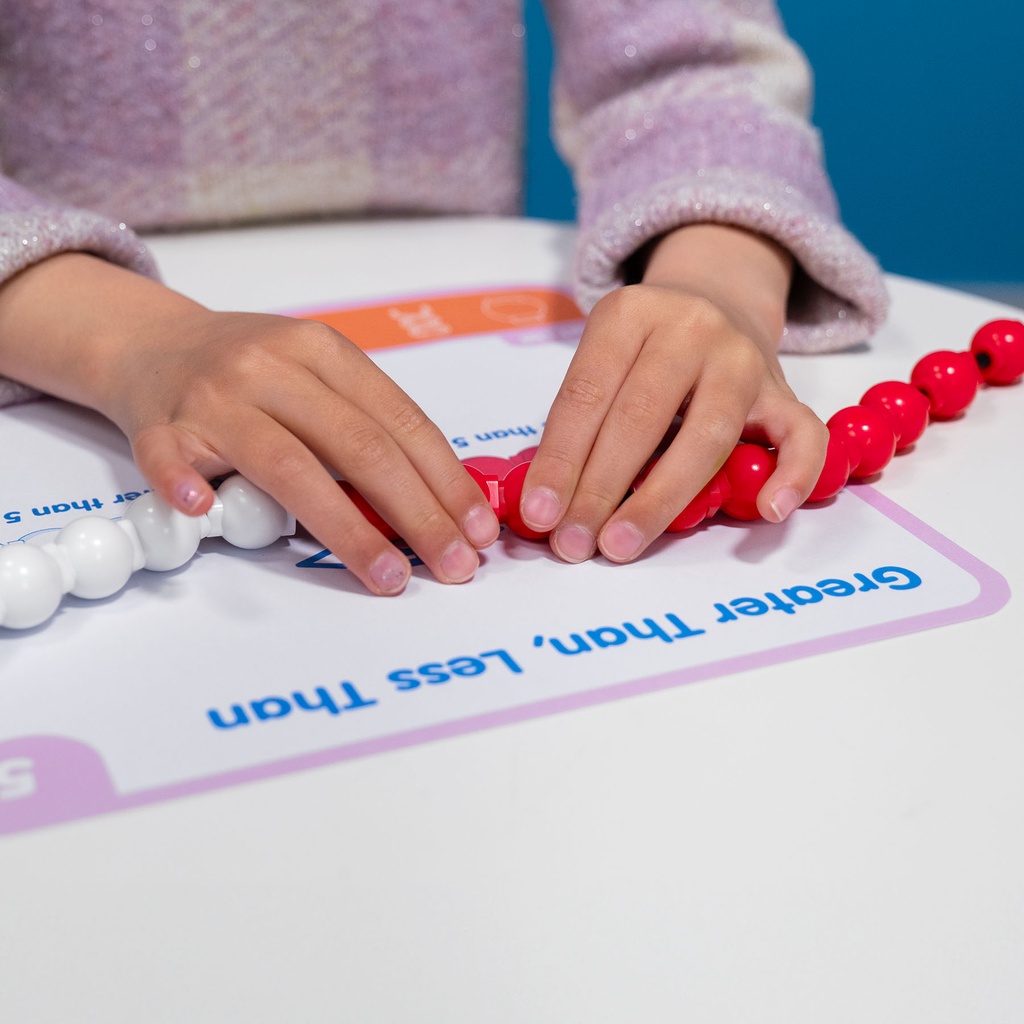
0,0 -> 888,408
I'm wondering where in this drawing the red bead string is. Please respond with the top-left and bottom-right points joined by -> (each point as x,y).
351,318 -> 1024,541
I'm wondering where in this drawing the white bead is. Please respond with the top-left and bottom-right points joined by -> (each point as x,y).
215,475 -> 294,549
53,516 -> 139,600
0,544 -> 65,630
122,492 -> 203,571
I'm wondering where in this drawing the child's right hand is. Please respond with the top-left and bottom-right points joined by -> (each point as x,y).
0,254 -> 499,595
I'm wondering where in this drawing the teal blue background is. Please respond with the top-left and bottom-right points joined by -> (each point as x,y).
523,0 -> 1023,284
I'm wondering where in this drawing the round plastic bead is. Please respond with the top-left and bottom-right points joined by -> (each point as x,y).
122,492 -> 204,571
859,380 -> 931,450
463,465 -> 505,522
500,462 -> 549,540
0,544 -> 65,630
970,319 -> 1024,385
461,455 -> 515,479
806,433 -> 852,503
720,444 -> 777,521
668,470 -> 732,532
825,406 -> 896,479
217,475 -> 294,549
629,459 -> 731,532
910,350 -> 980,419
508,446 -> 539,466
54,516 -> 138,600
339,482 -> 400,541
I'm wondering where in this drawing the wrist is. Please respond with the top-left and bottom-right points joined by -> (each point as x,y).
638,223 -> 793,348
0,252 -> 204,414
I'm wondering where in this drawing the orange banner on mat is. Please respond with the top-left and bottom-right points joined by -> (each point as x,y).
300,287 -> 584,351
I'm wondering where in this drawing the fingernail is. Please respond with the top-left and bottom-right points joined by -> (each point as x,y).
440,540 -> 479,583
553,523 -> 595,563
768,487 -> 801,522
522,487 -> 562,530
370,552 -> 410,594
601,521 -> 644,562
463,503 -> 499,548
175,483 -> 202,513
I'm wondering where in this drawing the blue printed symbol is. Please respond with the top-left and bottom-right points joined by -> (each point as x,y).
296,545 -> 424,570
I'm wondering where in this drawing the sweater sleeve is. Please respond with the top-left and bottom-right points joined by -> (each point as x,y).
544,0 -> 889,352
0,176 -> 159,408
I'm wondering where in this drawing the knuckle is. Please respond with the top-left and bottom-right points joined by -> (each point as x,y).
344,423 -> 390,472
221,333 -> 282,378
679,294 -> 730,337
593,284 -> 647,326
573,478 -> 627,514
404,501 -> 452,540
558,373 -> 607,412
185,371 -> 234,412
130,423 -> 165,460
387,399 -> 431,442
802,407 -> 830,445
779,401 -> 829,449
727,343 -> 764,379
690,410 -> 742,454
531,440 -> 578,480
260,445 -> 309,490
615,387 -> 663,428
291,317 -> 345,355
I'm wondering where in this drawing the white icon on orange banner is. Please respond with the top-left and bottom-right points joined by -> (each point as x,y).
386,304 -> 453,340
480,294 -> 549,326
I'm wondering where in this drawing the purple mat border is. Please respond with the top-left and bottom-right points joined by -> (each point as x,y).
1,484 -> 1010,839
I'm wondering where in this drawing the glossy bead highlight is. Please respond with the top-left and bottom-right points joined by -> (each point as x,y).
825,406 -> 896,479
859,380 -> 930,450
970,319 -> 1024,385
910,350 -> 981,419
720,444 -> 777,521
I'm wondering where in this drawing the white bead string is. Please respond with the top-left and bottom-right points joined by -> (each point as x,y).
0,475 -> 295,631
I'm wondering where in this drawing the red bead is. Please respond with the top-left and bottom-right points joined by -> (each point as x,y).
910,350 -> 980,419
825,406 -> 896,479
672,470 -> 732,532
670,470 -> 731,531
859,380 -> 931,450
806,433 -> 852,502
970,319 -> 1024,385
461,455 -> 514,478
631,459 -> 733,532
719,444 -> 777,521
666,494 -> 712,533
499,461 -> 549,541
339,481 -> 400,541
509,446 -> 539,465
463,464 -> 505,522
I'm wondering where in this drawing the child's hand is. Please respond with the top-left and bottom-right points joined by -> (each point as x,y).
0,254 -> 499,595
519,224 -> 828,563
116,310 -> 501,594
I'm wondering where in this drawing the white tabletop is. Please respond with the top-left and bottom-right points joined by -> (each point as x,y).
1,217 -> 1022,1023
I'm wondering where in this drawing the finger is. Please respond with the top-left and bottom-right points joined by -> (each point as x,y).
131,424 -> 218,516
748,401 -> 829,522
132,418 -> 411,594
296,324 -> 500,550
518,289 -> 648,533
595,369 -> 756,562
206,407 -> 416,595
341,365 -> 500,550
256,372 -> 483,586
547,330 -> 698,562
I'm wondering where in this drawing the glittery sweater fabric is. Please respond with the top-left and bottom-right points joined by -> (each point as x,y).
0,0 -> 889,408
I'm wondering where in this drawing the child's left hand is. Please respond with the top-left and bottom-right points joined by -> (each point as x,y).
518,223 -> 828,563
